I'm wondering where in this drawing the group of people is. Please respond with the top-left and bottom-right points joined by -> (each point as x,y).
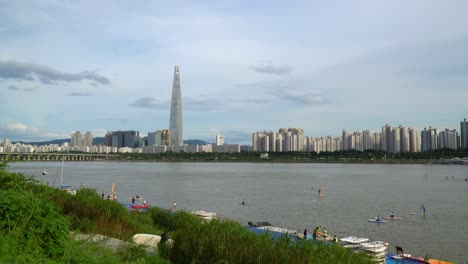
303,226 -> 337,243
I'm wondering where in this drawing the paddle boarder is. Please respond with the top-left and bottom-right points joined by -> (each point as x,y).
395,245 -> 404,257
421,204 -> 426,216
131,196 -> 135,204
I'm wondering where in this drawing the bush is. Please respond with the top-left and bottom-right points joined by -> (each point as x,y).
0,190 -> 70,258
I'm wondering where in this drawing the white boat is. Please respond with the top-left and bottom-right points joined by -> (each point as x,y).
53,158 -> 76,195
192,210 -> 217,221
361,245 -> 387,253
361,241 -> 388,248
340,236 -> 369,244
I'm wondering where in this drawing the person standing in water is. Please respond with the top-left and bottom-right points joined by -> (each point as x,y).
172,200 -> 177,210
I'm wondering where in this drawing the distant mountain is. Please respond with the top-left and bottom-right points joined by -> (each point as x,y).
184,139 -> 208,145
13,137 -> 207,146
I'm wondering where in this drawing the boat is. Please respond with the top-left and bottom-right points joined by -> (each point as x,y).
247,221 -> 271,227
340,236 -> 369,244
361,241 -> 389,248
52,157 -> 76,195
368,218 -> 388,223
192,210 -> 217,221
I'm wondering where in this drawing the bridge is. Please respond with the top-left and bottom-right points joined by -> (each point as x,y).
0,153 -> 118,161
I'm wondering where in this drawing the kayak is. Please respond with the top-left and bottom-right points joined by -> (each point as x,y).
368,219 -> 388,223
131,204 -> 151,209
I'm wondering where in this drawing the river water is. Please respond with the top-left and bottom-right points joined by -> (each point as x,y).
8,162 -> 468,263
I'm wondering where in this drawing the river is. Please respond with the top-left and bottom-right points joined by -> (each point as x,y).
7,162 -> 468,263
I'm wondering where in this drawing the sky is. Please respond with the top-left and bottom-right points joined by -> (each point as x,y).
1,0 -> 467,144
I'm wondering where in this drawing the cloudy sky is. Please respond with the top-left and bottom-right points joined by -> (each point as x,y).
1,0 -> 467,144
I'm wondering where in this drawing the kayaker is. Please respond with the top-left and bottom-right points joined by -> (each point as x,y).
390,212 -> 395,218
376,215 -> 381,221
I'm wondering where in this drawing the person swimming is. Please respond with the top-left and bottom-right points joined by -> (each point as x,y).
240,199 -> 246,205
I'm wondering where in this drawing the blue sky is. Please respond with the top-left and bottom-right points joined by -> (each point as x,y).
1,0 -> 467,144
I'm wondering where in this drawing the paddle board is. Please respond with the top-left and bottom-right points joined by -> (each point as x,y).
368,219 -> 388,223
391,254 -> 412,259
383,216 -> 403,220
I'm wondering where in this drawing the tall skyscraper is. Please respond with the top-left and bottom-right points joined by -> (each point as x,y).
169,65 -> 183,146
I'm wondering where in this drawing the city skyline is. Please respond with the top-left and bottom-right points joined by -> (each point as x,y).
1,1 -> 468,143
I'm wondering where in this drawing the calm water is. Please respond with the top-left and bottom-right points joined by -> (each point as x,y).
8,162 -> 468,263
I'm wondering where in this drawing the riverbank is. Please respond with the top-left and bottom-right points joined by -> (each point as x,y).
0,162 -> 374,264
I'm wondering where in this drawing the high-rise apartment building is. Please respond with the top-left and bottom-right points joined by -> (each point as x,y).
421,127 -> 439,151
400,126 -> 409,152
439,129 -> 458,149
461,118 -> 468,149
216,134 -> 225,145
169,65 -> 183,146
83,132 -> 93,147
71,131 -> 83,147
408,128 -> 420,152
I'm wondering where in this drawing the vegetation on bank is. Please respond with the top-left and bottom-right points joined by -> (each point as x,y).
117,149 -> 468,162
1,162 -> 375,263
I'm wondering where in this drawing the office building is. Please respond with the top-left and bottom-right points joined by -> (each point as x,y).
169,65 -> 183,146
105,130 -> 141,148
148,131 -> 163,146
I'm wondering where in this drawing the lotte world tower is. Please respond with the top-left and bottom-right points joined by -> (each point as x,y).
169,65 -> 183,146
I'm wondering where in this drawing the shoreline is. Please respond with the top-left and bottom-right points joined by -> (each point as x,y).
7,159 -> 466,165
